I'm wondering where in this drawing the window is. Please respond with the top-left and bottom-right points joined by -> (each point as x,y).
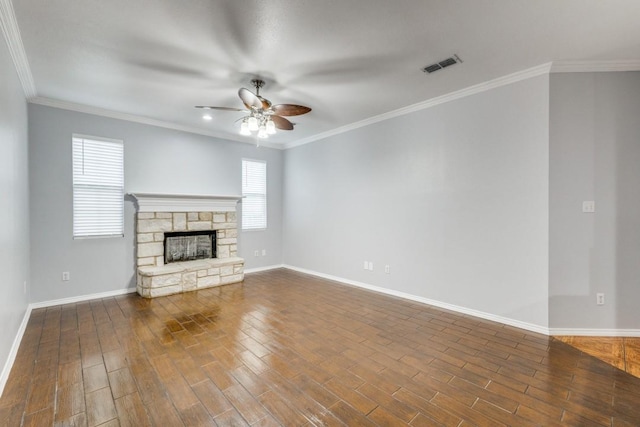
242,159 -> 267,230
72,135 -> 124,238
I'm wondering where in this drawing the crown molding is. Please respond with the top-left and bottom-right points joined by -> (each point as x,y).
24,58 -> 640,152
29,96 -> 283,149
0,0 -> 37,99
551,60 -> 640,73
284,63 -> 553,149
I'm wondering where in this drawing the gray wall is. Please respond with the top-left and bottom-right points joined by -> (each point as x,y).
20,67 -> 640,343
283,75 -> 550,328
29,105 -> 283,303
0,35 -> 30,384
550,72 -> 640,330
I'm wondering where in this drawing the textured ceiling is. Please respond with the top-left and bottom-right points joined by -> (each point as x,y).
11,0 -> 640,147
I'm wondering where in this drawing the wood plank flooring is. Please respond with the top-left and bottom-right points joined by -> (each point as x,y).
1,268 -> 640,426
557,336 -> 640,379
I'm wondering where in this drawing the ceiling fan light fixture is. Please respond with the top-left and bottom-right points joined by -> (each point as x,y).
266,120 -> 276,135
240,121 -> 251,136
195,78 -> 311,141
257,125 -> 268,139
248,116 -> 259,131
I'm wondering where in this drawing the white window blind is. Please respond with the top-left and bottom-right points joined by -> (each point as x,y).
242,159 -> 267,230
72,135 -> 124,238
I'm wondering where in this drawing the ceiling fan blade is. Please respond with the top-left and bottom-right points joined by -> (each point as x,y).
195,106 -> 245,111
238,88 -> 263,110
271,115 -> 294,131
271,104 -> 312,116
258,96 -> 272,110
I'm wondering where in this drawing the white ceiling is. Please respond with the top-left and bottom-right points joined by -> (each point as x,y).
9,0 -> 640,147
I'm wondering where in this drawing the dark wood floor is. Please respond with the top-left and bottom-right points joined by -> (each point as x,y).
1,269 -> 640,426
557,336 -> 640,379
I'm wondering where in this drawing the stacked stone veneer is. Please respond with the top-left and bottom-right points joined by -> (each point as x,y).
136,211 -> 244,298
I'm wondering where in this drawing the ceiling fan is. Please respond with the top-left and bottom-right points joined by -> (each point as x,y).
196,79 -> 311,139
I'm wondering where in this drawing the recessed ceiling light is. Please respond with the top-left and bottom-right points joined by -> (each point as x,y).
202,114 -> 213,121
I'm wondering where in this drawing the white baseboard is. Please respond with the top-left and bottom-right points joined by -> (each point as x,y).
29,287 -> 137,309
282,265 -> 550,336
282,265 -> 640,338
244,264 -> 285,274
0,305 -> 32,399
549,328 -> 640,337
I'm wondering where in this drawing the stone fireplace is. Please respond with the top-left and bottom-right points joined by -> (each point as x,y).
130,193 -> 245,298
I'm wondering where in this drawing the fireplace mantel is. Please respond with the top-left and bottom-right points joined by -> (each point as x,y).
129,193 -> 242,213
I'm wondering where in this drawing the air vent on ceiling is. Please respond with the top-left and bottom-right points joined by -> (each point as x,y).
422,54 -> 462,74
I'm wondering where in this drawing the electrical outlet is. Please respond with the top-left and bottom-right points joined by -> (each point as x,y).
582,201 -> 595,213
262,249 -> 266,256
363,261 -> 368,270
384,265 -> 390,274
368,262 -> 374,271
596,293 -> 605,305
62,272 -> 70,281
254,250 -> 259,257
